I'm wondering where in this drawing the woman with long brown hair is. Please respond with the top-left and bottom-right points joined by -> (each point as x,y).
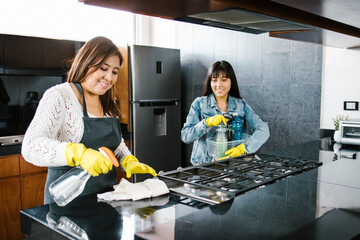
22,36 -> 156,204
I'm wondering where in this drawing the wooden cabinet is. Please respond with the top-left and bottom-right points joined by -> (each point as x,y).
0,154 -> 19,178
19,155 -> 47,209
1,34 -> 79,70
3,35 -> 42,68
114,45 -> 130,182
42,38 -> 76,69
20,172 -> 47,210
0,154 -> 47,240
0,176 -> 22,240
19,154 -> 47,175
114,45 -> 129,125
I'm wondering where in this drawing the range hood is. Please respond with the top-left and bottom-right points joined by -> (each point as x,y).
176,8 -> 315,34
80,0 -> 360,48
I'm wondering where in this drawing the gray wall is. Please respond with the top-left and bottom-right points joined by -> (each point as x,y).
173,23 -> 322,166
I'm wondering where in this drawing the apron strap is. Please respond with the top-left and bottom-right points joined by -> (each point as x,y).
74,83 -> 89,119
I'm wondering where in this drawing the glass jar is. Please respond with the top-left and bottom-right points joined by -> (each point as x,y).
216,124 -> 228,159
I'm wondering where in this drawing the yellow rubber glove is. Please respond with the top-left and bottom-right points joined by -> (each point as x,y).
122,155 -> 157,178
219,143 -> 247,160
66,143 -> 113,177
205,115 -> 228,127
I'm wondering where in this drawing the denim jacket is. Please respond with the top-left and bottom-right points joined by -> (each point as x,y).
181,93 -> 270,165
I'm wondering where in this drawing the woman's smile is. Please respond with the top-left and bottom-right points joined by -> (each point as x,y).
82,55 -> 120,96
98,80 -> 110,88
211,71 -> 231,100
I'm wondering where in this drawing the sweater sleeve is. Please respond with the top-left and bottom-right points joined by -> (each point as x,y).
21,88 -> 69,167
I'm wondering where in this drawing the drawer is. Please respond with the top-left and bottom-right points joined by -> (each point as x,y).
0,154 -> 19,178
20,155 -> 47,175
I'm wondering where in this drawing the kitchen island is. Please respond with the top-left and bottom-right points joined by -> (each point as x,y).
20,139 -> 360,239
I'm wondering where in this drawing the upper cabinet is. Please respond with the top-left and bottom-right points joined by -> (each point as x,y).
1,34 -> 82,75
3,35 -> 42,68
41,38 -> 76,69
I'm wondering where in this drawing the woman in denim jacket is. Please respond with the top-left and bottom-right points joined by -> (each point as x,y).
181,61 -> 270,165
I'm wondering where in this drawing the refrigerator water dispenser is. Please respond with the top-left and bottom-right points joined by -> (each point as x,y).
154,108 -> 166,136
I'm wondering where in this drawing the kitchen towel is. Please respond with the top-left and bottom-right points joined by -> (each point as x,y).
97,178 -> 169,201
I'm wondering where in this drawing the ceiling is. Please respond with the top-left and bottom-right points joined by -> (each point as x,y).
80,0 -> 360,48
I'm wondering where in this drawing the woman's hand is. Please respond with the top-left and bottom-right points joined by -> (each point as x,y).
205,115 -> 228,127
122,155 -> 157,178
66,143 -> 114,177
219,143 -> 247,160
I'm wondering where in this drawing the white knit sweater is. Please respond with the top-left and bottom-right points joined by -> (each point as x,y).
21,82 -> 131,167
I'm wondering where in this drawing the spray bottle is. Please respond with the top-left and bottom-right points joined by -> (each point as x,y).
49,147 -> 119,206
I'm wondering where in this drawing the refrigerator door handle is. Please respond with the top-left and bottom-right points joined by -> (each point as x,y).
133,99 -> 180,107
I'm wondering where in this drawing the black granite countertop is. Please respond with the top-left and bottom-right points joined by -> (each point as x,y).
20,139 -> 360,239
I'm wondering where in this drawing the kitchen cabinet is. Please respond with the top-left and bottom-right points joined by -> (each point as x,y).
19,155 -> 47,209
3,35 -> 42,68
0,176 -> 22,240
114,45 -> 129,125
20,173 -> 47,210
114,45 -> 131,182
0,154 -> 47,240
1,34 -> 81,73
42,38 -> 76,69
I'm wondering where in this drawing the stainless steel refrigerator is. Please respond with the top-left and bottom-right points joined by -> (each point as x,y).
129,45 -> 181,182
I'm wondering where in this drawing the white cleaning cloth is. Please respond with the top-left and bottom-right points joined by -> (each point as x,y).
97,178 -> 169,201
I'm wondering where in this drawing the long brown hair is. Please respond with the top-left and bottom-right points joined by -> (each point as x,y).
67,36 -> 123,117
202,60 -> 241,99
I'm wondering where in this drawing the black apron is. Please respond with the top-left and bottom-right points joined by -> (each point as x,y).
44,83 -> 122,204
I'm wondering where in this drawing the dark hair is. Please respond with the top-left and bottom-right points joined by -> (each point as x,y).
66,36 -> 123,118
202,60 -> 241,99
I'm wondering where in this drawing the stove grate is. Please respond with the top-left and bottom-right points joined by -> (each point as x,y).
158,154 -> 322,204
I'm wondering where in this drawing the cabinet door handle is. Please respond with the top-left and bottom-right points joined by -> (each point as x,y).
0,142 -> 22,146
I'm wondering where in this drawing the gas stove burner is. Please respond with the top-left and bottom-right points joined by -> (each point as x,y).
279,169 -> 292,174
238,179 -> 255,185
223,177 -> 236,183
245,170 -> 261,177
238,163 -> 250,169
260,172 -> 274,178
224,167 -> 238,172
269,161 -> 282,166
221,183 -> 243,192
187,175 -> 202,182
207,180 -> 227,188
242,157 -> 253,161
